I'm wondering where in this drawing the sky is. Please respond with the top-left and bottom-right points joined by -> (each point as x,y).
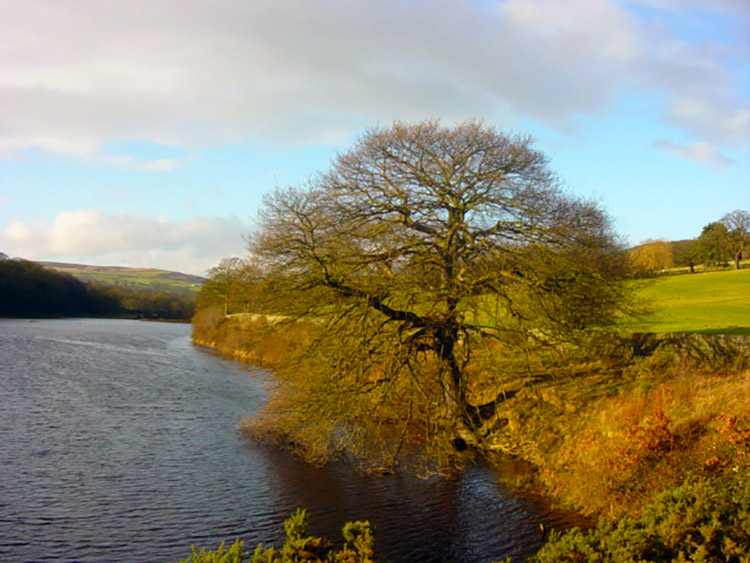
1,0 -> 748,276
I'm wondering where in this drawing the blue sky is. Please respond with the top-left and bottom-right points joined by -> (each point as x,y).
1,0 -> 748,275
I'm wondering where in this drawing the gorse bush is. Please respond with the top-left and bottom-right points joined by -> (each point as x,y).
179,509 -> 376,563
531,479 -> 750,562
181,539 -> 246,563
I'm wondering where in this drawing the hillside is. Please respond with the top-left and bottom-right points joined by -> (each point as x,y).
631,268 -> 750,335
38,261 -> 205,294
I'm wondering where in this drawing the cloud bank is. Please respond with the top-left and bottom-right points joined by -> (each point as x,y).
1,0 -> 746,166
0,210 -> 248,275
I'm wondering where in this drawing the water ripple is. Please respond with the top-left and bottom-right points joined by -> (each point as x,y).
0,319 -> 585,562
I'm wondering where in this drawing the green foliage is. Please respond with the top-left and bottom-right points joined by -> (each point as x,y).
697,222 -> 732,267
179,509 -> 376,563
180,539 -> 246,563
531,479 -> 750,562
672,239 -> 699,271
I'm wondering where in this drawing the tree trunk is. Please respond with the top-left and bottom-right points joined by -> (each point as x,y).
435,325 -> 480,450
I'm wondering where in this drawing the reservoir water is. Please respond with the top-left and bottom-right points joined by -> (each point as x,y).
0,318 -> 581,562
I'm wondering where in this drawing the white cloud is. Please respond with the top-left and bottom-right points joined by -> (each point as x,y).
667,99 -> 750,146
652,139 -> 736,170
501,0 -> 639,62
0,210 -> 249,275
0,0 -> 746,161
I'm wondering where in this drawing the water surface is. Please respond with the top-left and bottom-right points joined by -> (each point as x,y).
0,318 -> 580,562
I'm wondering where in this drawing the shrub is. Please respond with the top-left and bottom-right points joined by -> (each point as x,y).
178,509 -> 376,563
531,479 -> 750,562
180,539 -> 245,563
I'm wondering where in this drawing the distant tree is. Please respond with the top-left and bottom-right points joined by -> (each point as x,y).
721,209 -> 750,269
697,222 -> 732,266
629,239 -> 674,276
246,120 -> 635,467
197,257 -> 259,316
671,239 -> 699,273
113,285 -> 194,319
198,257 -> 240,316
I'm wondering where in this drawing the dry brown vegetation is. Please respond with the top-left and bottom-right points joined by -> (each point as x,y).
489,342 -> 750,519
194,309 -> 749,524
192,308 -> 318,367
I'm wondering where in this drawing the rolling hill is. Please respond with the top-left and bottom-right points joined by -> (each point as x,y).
38,261 -> 206,294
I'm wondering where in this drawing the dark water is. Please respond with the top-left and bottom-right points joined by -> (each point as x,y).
0,318 -> 582,562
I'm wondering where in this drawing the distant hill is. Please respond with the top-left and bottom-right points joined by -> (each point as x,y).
38,261 -> 206,294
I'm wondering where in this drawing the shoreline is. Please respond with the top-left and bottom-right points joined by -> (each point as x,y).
191,314 -> 749,519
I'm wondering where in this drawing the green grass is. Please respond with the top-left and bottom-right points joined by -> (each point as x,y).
76,271 -> 200,292
632,268 -> 750,335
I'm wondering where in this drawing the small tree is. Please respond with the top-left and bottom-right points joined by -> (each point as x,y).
248,120 -> 634,468
721,209 -> 750,270
199,257 -> 258,316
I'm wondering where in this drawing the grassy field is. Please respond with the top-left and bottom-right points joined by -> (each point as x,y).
39,261 -> 206,294
632,268 -> 750,335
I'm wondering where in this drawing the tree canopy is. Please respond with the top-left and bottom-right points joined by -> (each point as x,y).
246,120 -> 634,469
697,221 -> 732,267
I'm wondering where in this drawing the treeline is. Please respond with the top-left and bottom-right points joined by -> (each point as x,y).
0,257 -> 194,319
630,209 -> 749,275
95,282 -> 195,320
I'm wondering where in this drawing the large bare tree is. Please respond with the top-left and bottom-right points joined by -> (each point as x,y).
248,120 -> 632,469
721,209 -> 750,270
